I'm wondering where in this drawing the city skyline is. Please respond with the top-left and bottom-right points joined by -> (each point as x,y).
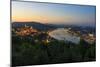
12,1 -> 96,27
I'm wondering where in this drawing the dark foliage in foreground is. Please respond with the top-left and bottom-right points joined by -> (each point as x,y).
12,35 -> 96,66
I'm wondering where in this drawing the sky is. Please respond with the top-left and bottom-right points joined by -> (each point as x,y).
12,1 -> 96,27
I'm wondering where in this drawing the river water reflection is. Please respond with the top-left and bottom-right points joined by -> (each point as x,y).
49,28 -> 80,44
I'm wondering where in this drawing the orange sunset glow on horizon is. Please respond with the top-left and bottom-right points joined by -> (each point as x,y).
12,1 -> 96,26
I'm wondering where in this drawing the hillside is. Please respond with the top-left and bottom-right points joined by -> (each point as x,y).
12,21 -> 56,31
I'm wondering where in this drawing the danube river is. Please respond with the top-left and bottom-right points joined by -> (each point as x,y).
49,28 -> 80,44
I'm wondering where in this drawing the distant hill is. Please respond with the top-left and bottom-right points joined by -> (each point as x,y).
12,21 -> 56,31
12,21 -> 95,34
